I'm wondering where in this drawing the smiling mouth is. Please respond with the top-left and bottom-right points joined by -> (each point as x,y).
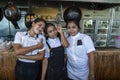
70,32 -> 75,34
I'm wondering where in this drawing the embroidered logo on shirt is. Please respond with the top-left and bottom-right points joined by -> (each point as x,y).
77,40 -> 82,45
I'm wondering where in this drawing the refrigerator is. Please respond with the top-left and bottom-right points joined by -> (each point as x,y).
82,18 -> 114,47
108,19 -> 120,47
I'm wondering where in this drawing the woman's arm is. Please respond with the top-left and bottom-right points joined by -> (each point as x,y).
13,42 -> 43,55
88,51 -> 95,80
18,51 -> 45,60
57,26 -> 69,48
64,54 -> 67,64
41,58 -> 48,80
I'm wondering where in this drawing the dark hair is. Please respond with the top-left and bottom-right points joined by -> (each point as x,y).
33,18 -> 46,24
44,23 -> 60,40
65,20 -> 80,29
28,18 -> 46,30
25,13 -> 35,29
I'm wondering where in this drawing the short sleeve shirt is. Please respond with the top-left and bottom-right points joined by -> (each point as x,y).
65,32 -> 95,80
45,37 -> 61,58
14,31 -> 47,63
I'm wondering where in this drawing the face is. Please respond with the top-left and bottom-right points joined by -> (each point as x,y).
47,25 -> 57,39
67,21 -> 79,36
32,21 -> 45,34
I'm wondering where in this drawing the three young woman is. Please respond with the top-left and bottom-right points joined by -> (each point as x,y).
14,10 -> 95,80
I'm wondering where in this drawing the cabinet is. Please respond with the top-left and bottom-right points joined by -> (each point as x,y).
95,19 -> 109,47
108,20 -> 120,47
1,49 -> 120,80
82,18 -> 120,47
82,19 -> 109,47
94,48 -> 120,80
82,19 -> 95,40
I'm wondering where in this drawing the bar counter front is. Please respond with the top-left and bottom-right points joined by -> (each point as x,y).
0,48 -> 120,80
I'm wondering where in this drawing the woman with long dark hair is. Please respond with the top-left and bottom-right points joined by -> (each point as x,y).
41,23 -> 69,80
13,18 -> 47,80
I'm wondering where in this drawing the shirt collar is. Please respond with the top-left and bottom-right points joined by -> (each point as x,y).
26,32 -> 38,39
48,37 -> 58,41
71,32 -> 80,40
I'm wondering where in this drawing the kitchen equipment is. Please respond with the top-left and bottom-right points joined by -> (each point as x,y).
4,2 -> 21,21
0,8 -> 3,21
4,2 -> 21,29
63,6 -> 82,23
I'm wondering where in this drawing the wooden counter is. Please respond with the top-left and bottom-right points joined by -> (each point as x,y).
94,48 -> 120,80
0,50 -> 16,80
0,48 -> 120,80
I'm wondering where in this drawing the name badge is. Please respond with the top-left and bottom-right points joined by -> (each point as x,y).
77,40 -> 82,45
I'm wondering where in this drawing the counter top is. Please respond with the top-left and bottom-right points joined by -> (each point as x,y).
0,47 -> 120,54
96,47 -> 120,51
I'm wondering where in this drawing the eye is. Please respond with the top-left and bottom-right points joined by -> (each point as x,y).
67,26 -> 70,29
72,26 -> 76,28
